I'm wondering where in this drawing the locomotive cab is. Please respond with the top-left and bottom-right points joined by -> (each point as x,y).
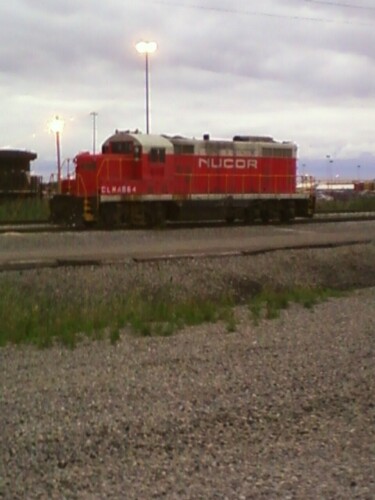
101,130 -> 143,158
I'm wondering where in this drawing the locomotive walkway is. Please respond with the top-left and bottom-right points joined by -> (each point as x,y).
0,220 -> 374,271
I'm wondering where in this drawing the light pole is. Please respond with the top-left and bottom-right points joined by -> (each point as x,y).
50,116 -> 64,192
90,111 -> 98,154
326,154 -> 333,185
135,40 -> 157,134
357,164 -> 361,181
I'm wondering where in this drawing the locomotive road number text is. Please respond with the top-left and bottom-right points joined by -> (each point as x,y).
101,185 -> 137,194
198,157 -> 258,169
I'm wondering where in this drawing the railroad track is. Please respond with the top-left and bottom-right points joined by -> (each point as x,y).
0,239 -> 372,273
1,216 -> 374,272
0,212 -> 375,234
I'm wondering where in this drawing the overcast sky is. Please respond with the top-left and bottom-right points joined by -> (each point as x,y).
1,0 -> 374,176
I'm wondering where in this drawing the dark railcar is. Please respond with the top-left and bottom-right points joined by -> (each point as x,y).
0,150 -> 41,199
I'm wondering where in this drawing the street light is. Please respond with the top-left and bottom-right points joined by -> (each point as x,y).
135,40 -> 157,134
90,111 -> 98,154
50,115 -> 64,192
326,154 -> 333,184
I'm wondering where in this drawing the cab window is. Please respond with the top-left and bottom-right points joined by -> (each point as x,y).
149,148 -> 166,163
80,162 -> 96,171
111,142 -> 133,154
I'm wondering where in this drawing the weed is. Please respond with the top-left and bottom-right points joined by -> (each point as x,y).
226,315 -> 237,333
0,280 -> 345,348
248,297 -> 264,325
248,287 -> 344,324
109,327 -> 120,345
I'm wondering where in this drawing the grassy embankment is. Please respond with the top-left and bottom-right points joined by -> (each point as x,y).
0,282 -> 343,348
0,198 -> 50,223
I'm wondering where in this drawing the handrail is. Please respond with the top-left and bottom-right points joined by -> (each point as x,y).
75,172 -> 88,198
96,157 -> 130,192
174,172 -> 308,195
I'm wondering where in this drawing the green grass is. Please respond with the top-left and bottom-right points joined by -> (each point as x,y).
0,198 -> 50,222
316,196 -> 375,214
248,287 -> 344,324
0,282 -> 235,348
0,281 -> 345,348
0,281 -> 348,348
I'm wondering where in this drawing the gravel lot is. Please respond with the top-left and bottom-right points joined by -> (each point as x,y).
1,243 -> 375,499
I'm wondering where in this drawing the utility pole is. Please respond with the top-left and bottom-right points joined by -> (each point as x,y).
90,112 -> 98,154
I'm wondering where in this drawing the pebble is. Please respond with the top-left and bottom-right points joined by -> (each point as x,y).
0,244 -> 374,499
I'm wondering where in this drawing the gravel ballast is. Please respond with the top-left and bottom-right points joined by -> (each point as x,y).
1,243 -> 375,499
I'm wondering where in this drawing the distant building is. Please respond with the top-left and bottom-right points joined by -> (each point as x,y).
316,180 -> 355,191
354,180 -> 375,192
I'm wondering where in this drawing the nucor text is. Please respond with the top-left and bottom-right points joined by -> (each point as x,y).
198,157 -> 258,169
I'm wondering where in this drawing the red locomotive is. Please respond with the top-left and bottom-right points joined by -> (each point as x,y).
50,130 -> 315,226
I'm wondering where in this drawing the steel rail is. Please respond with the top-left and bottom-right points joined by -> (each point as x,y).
0,212 -> 375,234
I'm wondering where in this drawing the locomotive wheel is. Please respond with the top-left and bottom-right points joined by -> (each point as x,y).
99,205 -> 120,228
67,210 -> 84,228
279,208 -> 293,223
279,203 -> 295,224
244,207 -> 257,225
146,203 -> 166,228
260,209 -> 270,224
225,207 -> 236,224
129,203 -> 147,227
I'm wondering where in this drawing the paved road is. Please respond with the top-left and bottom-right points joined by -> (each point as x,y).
0,221 -> 374,269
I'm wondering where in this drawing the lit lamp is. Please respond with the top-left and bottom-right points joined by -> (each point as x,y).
50,116 -> 65,192
135,40 -> 157,134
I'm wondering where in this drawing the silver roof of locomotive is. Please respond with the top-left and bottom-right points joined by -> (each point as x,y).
103,130 -> 296,156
